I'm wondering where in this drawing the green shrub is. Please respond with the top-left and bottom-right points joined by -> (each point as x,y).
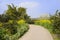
50,10 -> 60,34
0,23 -> 29,40
0,4 -> 29,40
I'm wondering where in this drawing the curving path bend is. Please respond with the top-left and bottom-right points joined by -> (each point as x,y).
19,25 -> 53,40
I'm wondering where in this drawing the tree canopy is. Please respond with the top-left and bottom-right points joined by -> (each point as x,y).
0,4 -> 31,23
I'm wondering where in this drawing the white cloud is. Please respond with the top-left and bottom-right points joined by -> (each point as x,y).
19,2 -> 39,8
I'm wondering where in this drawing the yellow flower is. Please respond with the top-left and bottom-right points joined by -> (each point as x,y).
0,23 -> 3,27
40,20 -> 51,24
35,19 -> 51,24
17,19 -> 25,24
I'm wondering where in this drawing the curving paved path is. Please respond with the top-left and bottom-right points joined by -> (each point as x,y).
19,25 -> 53,40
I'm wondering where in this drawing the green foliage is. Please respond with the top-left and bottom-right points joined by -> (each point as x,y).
0,4 -> 31,23
5,5 -> 31,23
50,10 -> 60,34
49,10 -> 60,40
0,23 -> 29,40
34,19 -> 53,32
0,4 -> 29,40
3,21 -> 17,35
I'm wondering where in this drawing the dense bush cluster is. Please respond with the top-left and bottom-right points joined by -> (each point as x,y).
34,10 -> 60,34
0,4 -> 29,40
34,19 -> 53,32
0,22 -> 29,40
50,10 -> 60,34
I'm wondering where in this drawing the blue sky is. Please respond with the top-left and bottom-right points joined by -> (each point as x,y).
0,0 -> 60,18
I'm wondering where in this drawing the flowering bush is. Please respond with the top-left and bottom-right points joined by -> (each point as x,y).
35,19 -> 52,25
17,19 -> 25,24
34,19 -> 53,32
